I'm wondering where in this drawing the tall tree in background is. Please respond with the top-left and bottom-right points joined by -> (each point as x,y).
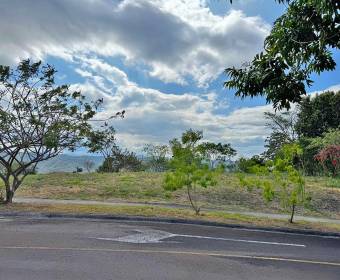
197,142 -> 236,168
225,0 -> 339,110
295,91 -> 340,174
143,144 -> 169,172
263,111 -> 298,159
0,60 -> 107,203
295,91 -> 340,138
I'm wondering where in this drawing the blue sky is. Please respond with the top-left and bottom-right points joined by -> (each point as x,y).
1,0 -> 339,157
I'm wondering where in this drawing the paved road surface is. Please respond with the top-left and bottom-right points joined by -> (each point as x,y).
14,197 -> 340,224
0,216 -> 339,279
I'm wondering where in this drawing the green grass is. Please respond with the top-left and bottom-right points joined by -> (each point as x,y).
0,202 -> 339,233
326,177 -> 340,188
0,172 -> 336,219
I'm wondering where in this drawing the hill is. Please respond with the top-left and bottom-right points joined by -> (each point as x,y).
36,154 -> 103,173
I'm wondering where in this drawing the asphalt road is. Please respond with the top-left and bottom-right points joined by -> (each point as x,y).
0,216 -> 339,279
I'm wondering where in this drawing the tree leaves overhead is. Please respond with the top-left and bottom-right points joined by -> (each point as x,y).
225,0 -> 339,110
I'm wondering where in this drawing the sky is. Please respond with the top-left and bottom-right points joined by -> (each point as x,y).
0,0 -> 339,157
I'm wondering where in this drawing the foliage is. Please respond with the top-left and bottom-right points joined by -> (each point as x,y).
308,129 -> 340,149
143,144 -> 169,172
87,126 -> 117,159
299,129 -> 340,175
87,126 -> 143,173
295,91 -> 340,138
239,143 -> 309,223
237,155 -> 265,173
197,142 -> 236,168
163,129 -> 222,214
314,145 -> 340,177
225,0 -> 339,110
0,59 -> 107,203
97,146 -> 143,173
263,111 -> 297,159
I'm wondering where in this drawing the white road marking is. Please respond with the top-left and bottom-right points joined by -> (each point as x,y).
122,220 -> 340,239
227,227 -> 340,239
95,230 -> 175,244
175,234 -> 306,247
93,229 -> 306,247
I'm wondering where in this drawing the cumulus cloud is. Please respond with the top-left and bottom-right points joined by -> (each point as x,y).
0,0 -> 269,86
2,0 -> 303,157
70,58 -> 272,157
308,84 -> 340,98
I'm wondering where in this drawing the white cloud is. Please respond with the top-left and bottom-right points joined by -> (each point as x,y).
70,58 -> 272,157
0,0 -> 269,86
308,84 -> 340,98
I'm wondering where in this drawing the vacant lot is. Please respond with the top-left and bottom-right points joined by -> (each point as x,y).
3,172 -> 338,219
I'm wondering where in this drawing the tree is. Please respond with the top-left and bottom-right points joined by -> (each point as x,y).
163,129 -> 222,215
314,145 -> 340,177
293,91 -> 340,174
295,91 -> 340,138
239,143 -> 309,223
237,155 -> 265,173
0,60 -> 109,203
87,126 -> 117,161
84,160 -> 95,173
263,111 -> 298,159
97,145 -> 143,173
88,127 -> 142,172
143,144 -> 169,172
225,0 -> 339,110
197,142 -> 236,168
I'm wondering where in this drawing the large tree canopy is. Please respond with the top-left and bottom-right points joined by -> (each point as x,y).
0,60 -> 120,202
225,0 -> 339,110
295,91 -> 340,138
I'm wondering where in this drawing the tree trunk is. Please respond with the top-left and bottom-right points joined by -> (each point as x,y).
5,189 -> 14,204
187,186 -> 200,215
289,204 -> 295,223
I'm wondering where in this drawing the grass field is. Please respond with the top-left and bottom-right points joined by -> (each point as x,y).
2,172 -> 338,219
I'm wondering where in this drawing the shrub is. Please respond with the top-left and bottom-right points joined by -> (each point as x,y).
314,145 -> 340,177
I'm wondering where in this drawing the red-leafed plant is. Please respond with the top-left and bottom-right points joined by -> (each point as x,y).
314,145 -> 340,177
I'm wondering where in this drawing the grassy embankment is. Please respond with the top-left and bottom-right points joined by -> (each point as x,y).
4,172 -> 339,218
0,172 -> 339,232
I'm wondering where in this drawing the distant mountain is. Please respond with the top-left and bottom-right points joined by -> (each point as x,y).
36,154 -> 103,173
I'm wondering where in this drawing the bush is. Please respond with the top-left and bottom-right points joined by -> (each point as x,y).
237,155 -> 265,173
314,145 -> 340,177
98,148 -> 143,173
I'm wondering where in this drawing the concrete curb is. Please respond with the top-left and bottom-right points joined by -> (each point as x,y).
1,211 -> 340,238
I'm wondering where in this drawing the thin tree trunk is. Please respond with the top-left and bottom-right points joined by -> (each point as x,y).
187,186 -> 200,215
289,204 -> 295,223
